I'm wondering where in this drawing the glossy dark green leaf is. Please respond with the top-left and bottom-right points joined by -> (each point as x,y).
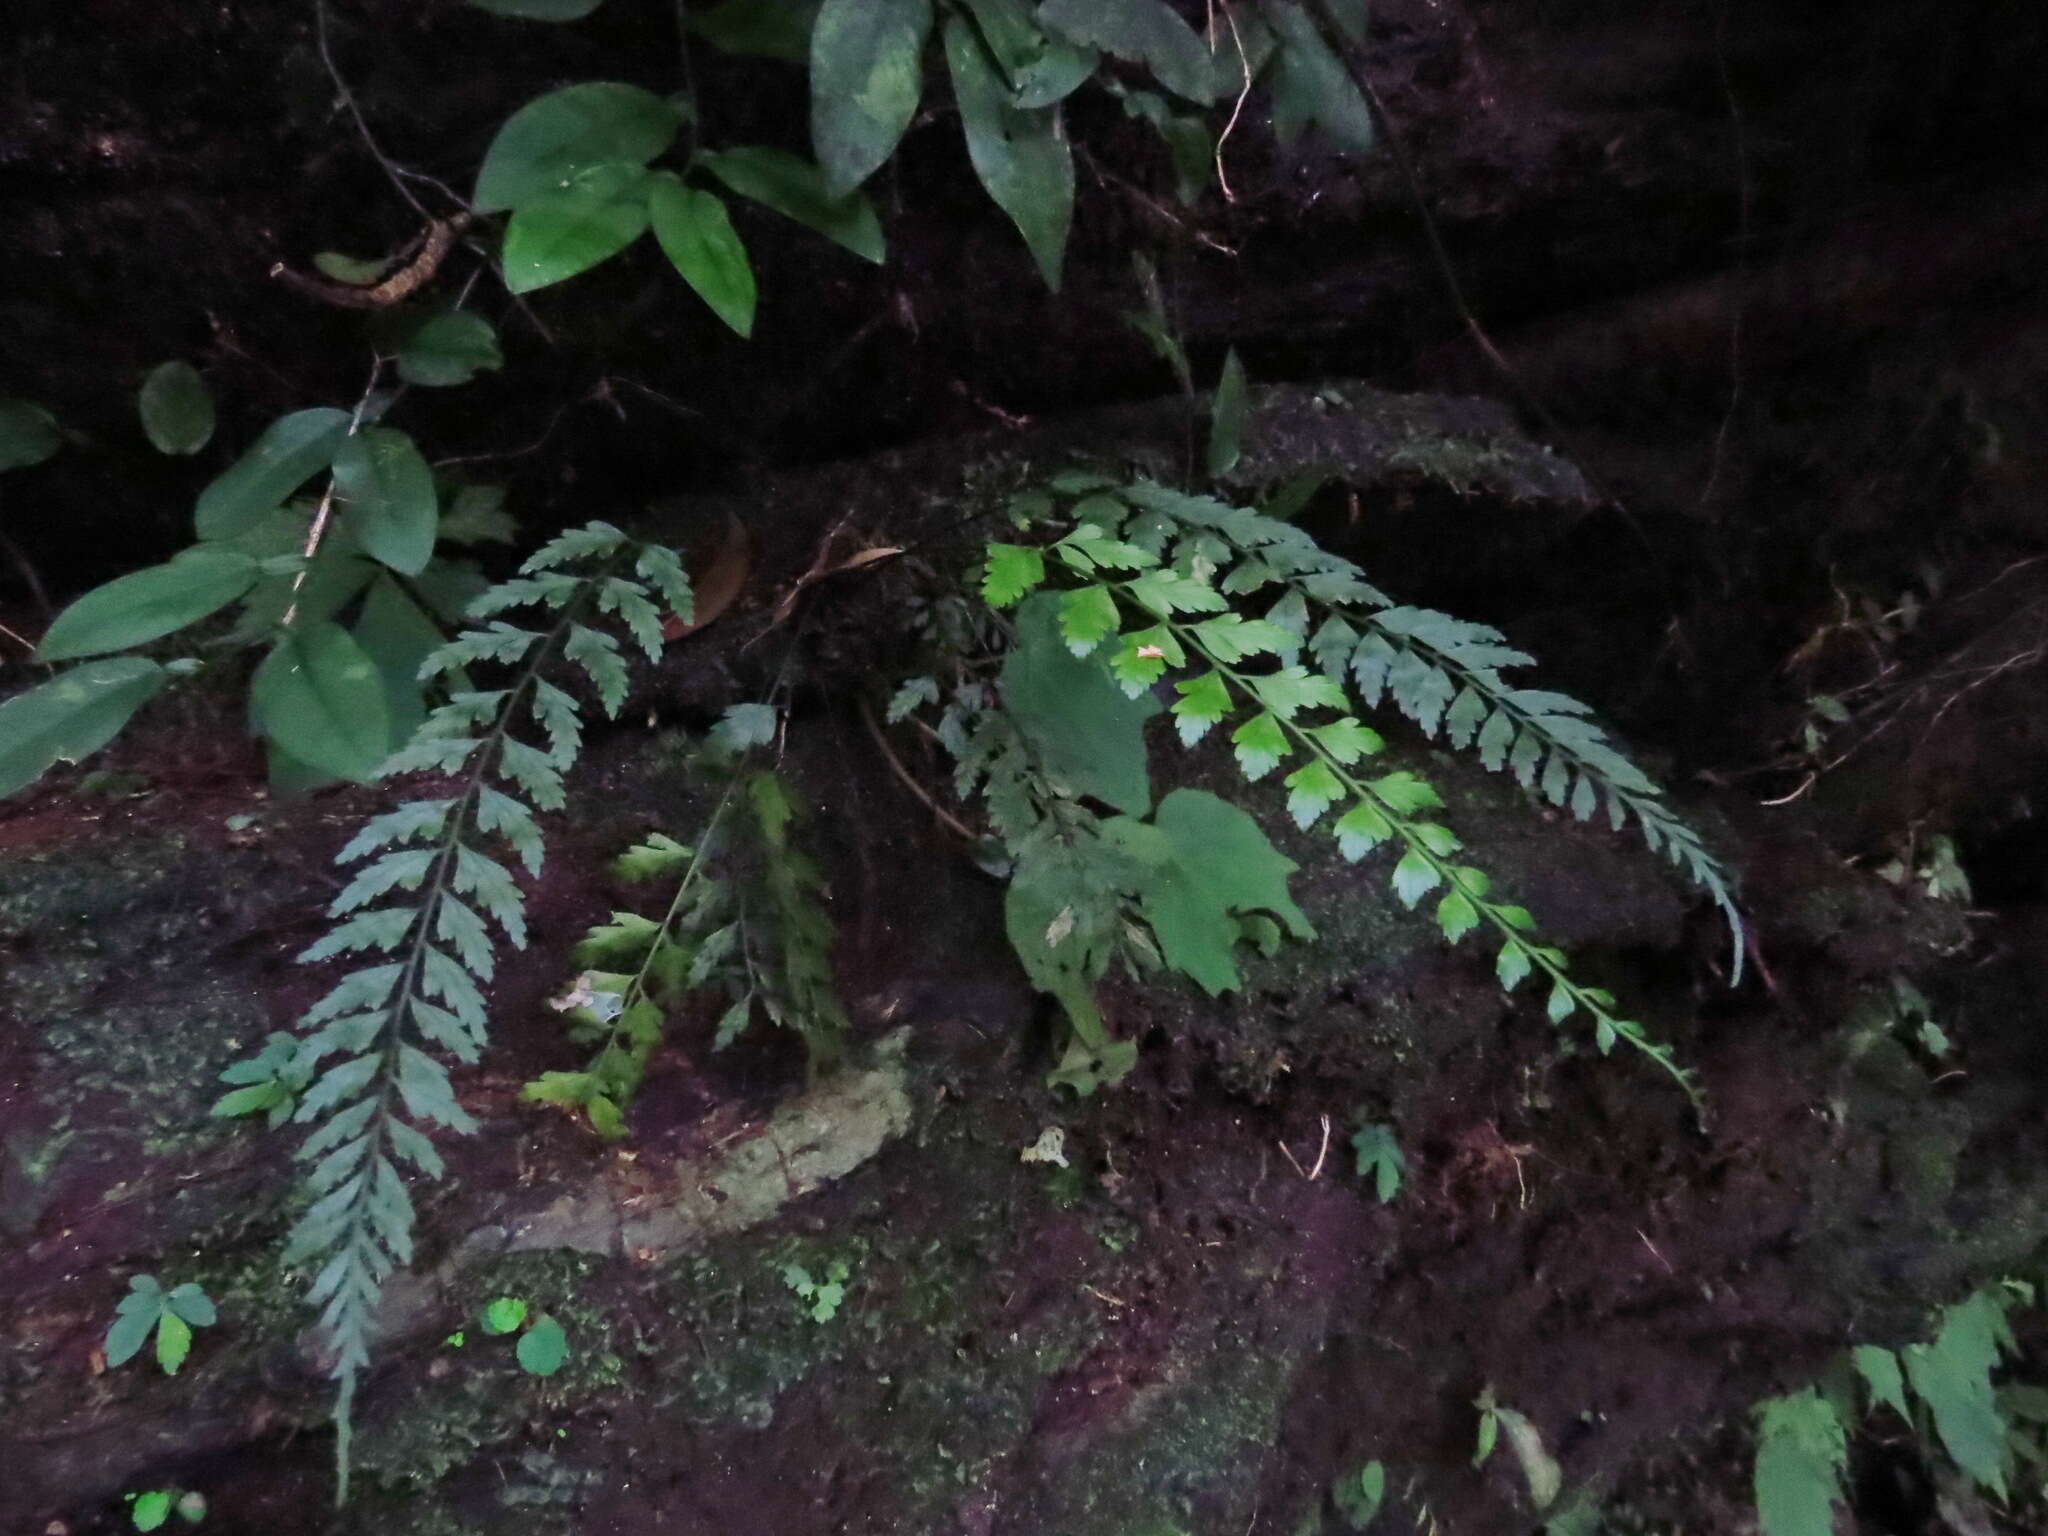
334,426 -> 438,575
0,658 -> 168,799
468,0 -> 604,17
501,163 -> 653,294
250,622 -> 391,781
944,17 -> 1074,289
0,398 -> 61,472
692,0 -> 821,59
647,173 -> 757,336
354,573 -> 446,746
137,361 -> 215,455
958,0 -> 1094,107
699,146 -> 885,262
1037,0 -> 1214,103
810,0 -> 932,195
395,312 -> 504,387
1207,347 -> 1248,476
194,408 -> 351,541
473,82 -> 680,213
38,551 -> 257,661
1000,593 -> 1157,815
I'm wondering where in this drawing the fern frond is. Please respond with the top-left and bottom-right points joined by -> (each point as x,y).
270,523 -> 688,1501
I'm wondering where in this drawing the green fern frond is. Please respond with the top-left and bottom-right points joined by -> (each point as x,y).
268,521 -> 688,1500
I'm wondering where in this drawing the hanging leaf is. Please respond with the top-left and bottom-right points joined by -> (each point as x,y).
137,361 -> 215,455
699,146 -> 886,263
0,658 -> 169,799
469,0 -> 604,17
395,312 -> 504,387
809,0 -> 933,195
1037,0 -> 1216,104
958,0 -> 1095,107
944,17 -> 1075,289
1753,1390 -> 1846,1536
250,622 -> 392,781
647,173 -> 758,336
1260,0 -> 1376,156
502,163 -> 653,294
1207,347 -> 1249,477
37,550 -> 259,661
692,0 -> 822,61
1001,593 -> 1157,815
334,426 -> 439,575
0,398 -> 62,472
194,408 -> 351,541
473,82 -> 679,213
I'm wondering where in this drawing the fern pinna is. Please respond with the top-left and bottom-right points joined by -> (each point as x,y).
954,476 -> 1741,1101
279,521 -> 689,1490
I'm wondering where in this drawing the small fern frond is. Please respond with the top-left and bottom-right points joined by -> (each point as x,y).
272,521 -> 688,1501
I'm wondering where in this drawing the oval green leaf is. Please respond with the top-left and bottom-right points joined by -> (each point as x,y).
0,398 -> 62,472
473,82 -> 679,213
1037,0 -> 1214,103
501,162 -> 653,294
0,658 -> 168,800
250,622 -> 391,781
481,1296 -> 529,1335
647,174 -> 757,336
137,361 -> 216,455
104,1299 -> 159,1369
164,1283 -> 218,1328
38,550 -> 260,662
698,146 -> 885,263
958,0 -> 1094,107
334,426 -> 438,575
810,0 -> 932,195
131,1491 -> 173,1532
516,1313 -> 569,1375
944,17 -> 1074,289
195,407 -> 351,541
154,1311 -> 192,1375
395,311 -> 504,387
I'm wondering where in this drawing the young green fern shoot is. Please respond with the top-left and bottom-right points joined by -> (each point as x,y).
277,521 -> 690,1496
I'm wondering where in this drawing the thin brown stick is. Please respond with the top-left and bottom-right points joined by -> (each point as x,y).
858,697 -> 978,842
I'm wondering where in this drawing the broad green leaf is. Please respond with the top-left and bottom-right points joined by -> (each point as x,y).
1904,1291 -> 2014,1497
1207,347 -> 1248,476
105,1297 -> 159,1367
501,163 -> 653,294
1001,592 -> 1157,815
1105,788 -> 1314,994
131,1491 -> 173,1531
1311,716 -> 1381,763
354,574 -> 445,747
945,17 -> 1074,289
1037,0 -> 1215,103
1261,0 -> 1376,155
958,0 -> 1095,106
983,543 -> 1045,606
164,1283 -> 217,1327
1853,1344 -> 1910,1422
517,1314 -> 569,1375
1753,1390 -> 1846,1536
481,1295 -> 528,1334
700,147 -> 886,263
1333,800 -> 1392,860
0,398 -> 61,471
1437,890 -> 1480,942
1122,567 -> 1227,616
1391,848 -> 1440,907
473,81 -> 679,213
194,408 -> 351,541
137,361 -> 215,454
1283,759 -> 1342,827
395,311 -> 504,387
647,173 -> 757,336
1190,612 -> 1295,662
38,550 -> 258,661
469,0 -> 603,17
692,0 -> 822,60
0,658 -> 168,799
155,1311 -> 193,1374
1496,939 -> 1532,990
335,426 -> 438,576
810,0 -> 932,195
1057,583 -> 1120,656
1250,665 -> 1345,719
250,622 -> 391,781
